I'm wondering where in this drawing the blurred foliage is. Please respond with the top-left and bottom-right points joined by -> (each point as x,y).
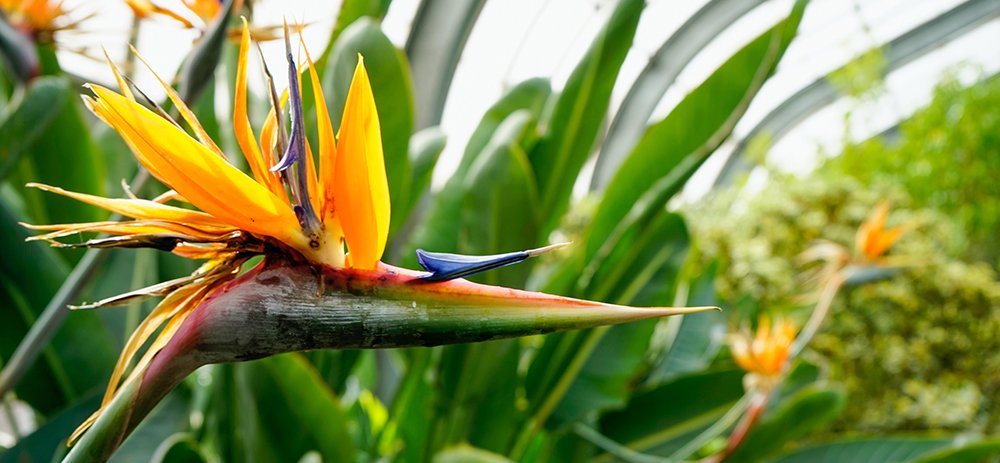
830,73 -> 1000,264
684,75 -> 1000,436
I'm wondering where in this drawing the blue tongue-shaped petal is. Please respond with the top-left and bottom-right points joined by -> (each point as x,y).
415,243 -> 569,282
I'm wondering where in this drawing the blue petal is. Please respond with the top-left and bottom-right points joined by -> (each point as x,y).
415,249 -> 529,282
270,135 -> 298,172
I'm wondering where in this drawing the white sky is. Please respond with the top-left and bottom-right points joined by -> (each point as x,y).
52,0 -> 1000,198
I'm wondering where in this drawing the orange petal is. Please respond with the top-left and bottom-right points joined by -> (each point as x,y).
85,86 -> 300,243
334,57 -> 390,269
130,45 -> 226,160
22,219 -> 236,242
234,20 -> 287,202
259,90 -> 289,180
27,183 -> 231,228
296,24 -> 336,209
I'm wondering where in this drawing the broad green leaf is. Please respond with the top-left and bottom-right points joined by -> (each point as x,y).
644,261 -> 726,386
304,349 -> 362,396
764,360 -> 820,417
460,110 -> 540,287
406,0 -> 487,130
597,369 -> 745,458
0,76 -> 66,179
427,340 -> 521,456
464,343 -> 521,455
149,434 -> 210,463
524,330 -> 588,418
548,213 -> 690,427
387,348 -> 434,463
12,75 -> 106,231
765,438 -> 957,463
528,0 -> 643,236
92,125 -> 139,198
407,126 -> 447,213
177,0 -> 236,104
191,74 -> 222,160
582,212 -> 689,304
0,11 -> 38,83
399,78 -> 550,269
433,443 -> 516,463
204,363 -> 282,463
911,439 -> 1000,463
726,385 -> 847,463
325,18 -> 415,238
257,353 -> 356,463
0,201 -> 117,415
586,0 -> 808,262
316,0 -> 393,74
590,0 -> 767,190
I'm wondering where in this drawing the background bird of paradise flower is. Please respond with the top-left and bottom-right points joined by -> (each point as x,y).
2,0 -> 1000,462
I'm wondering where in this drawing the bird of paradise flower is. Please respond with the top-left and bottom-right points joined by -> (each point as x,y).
23,21 -> 714,451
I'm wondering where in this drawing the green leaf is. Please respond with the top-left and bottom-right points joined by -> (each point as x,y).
407,126 -> 447,213
325,17 -> 415,239
399,77 -> 549,268
597,370 -> 745,458
13,75 -> 106,231
304,349 -> 362,395
528,0 -> 643,236
203,363 -> 282,463
0,12 -> 37,83
406,0 -> 487,130
586,0 -> 808,262
178,0 -> 236,103
0,201 -> 117,415
726,385 -> 847,463
386,348 -> 434,463
433,443 -> 516,463
0,76 -> 66,179
427,340 -> 521,456
583,212 -> 690,304
911,439 -> 1000,463
644,261 -> 726,386
257,353 -> 357,463
459,110 -> 540,287
765,438 -> 958,463
316,0 -> 393,74
548,213 -> 691,427
149,434 -> 210,463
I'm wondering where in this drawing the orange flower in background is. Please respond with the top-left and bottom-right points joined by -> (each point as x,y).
798,200 -> 916,291
125,0 -> 229,27
730,316 -> 797,379
124,0 -> 197,28
855,200 -> 913,261
125,0 -> 283,42
1,0 -> 75,37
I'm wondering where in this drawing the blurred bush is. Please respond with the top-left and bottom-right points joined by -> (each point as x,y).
830,74 -> 1000,265
685,74 -> 1000,437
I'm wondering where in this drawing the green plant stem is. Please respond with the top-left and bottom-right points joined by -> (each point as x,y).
668,392 -> 755,462
124,15 -> 140,80
788,272 -> 844,359
573,422 -> 665,463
